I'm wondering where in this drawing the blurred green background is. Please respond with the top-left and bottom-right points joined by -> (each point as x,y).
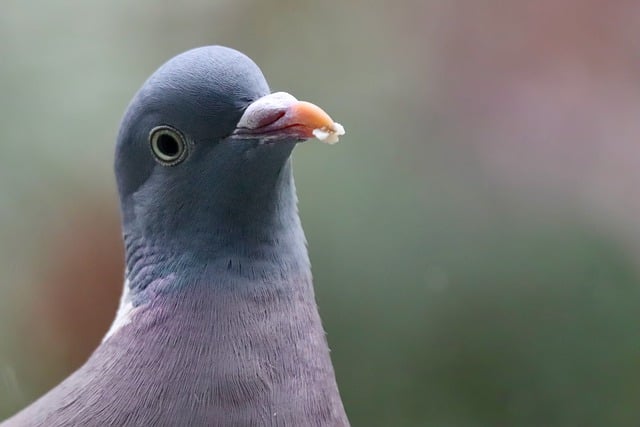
2,1 -> 640,426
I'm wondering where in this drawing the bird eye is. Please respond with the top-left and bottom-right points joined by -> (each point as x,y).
149,126 -> 188,166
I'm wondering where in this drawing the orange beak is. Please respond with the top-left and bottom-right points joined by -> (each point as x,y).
232,92 -> 345,144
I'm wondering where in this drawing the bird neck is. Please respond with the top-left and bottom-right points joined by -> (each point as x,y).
122,159 -> 309,300
103,161 -> 348,424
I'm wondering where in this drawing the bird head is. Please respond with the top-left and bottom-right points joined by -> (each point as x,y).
114,46 -> 343,262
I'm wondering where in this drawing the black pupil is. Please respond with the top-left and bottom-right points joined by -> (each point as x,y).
157,133 -> 180,157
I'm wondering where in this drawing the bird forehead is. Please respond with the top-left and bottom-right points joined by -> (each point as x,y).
145,46 -> 270,106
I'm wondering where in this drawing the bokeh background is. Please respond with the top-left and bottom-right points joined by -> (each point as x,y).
2,1 -> 640,426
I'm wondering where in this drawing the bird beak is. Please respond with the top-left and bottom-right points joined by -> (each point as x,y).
231,92 -> 345,144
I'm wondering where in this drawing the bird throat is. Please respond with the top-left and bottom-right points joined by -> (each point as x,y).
121,158 -> 307,296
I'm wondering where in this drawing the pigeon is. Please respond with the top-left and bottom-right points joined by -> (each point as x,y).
3,46 -> 349,426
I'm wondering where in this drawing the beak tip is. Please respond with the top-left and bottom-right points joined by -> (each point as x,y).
312,122 -> 345,144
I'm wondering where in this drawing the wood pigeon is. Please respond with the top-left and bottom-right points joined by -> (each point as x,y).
3,46 -> 348,426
